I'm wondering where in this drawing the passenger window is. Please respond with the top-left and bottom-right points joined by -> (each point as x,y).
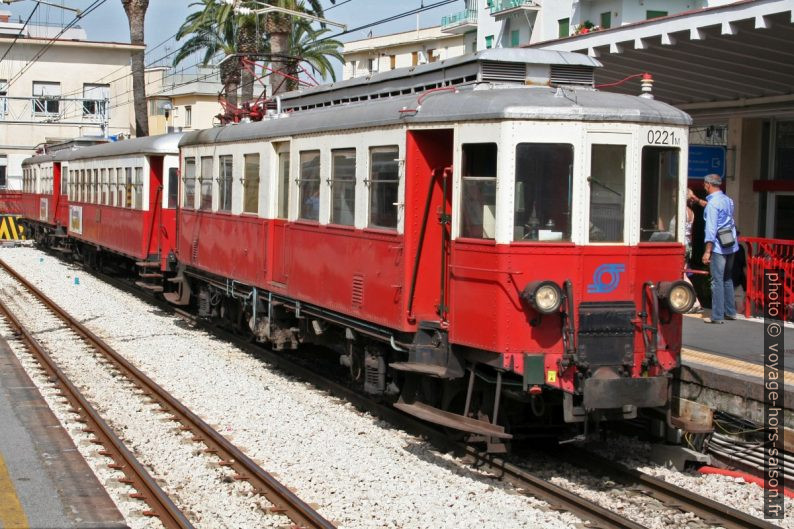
167,168 -> 179,209
94,169 -> 99,203
243,154 -> 259,214
125,167 -> 133,208
331,149 -> 355,226
277,151 -> 290,219
80,169 -> 85,202
514,143 -> 573,242
218,155 -> 233,212
61,168 -> 68,195
641,147 -> 680,242
184,158 -> 196,209
200,156 -> 213,210
589,144 -> 626,242
298,150 -> 321,221
368,146 -> 399,229
460,143 -> 497,239
117,169 -> 124,206
134,167 -> 143,209
100,169 -> 106,204
109,169 -> 116,206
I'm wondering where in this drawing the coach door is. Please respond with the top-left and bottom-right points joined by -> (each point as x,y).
404,129 -> 454,323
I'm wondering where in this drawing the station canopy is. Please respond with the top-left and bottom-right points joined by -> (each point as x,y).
531,0 -> 794,120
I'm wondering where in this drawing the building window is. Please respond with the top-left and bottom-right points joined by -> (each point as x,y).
218,155 -> 233,212
589,144 -> 626,242
331,149 -> 356,226
411,51 -> 419,66
510,30 -> 520,47
0,79 -> 7,119
461,143 -> 497,239
185,105 -> 192,128
368,146 -> 399,229
485,35 -> 494,49
514,143 -> 573,242
389,55 -> 396,70
33,81 -> 60,115
200,156 -> 213,210
298,150 -> 321,221
83,83 -> 109,117
558,18 -> 570,38
277,150 -> 290,219
0,156 -> 7,188
367,58 -> 375,73
646,10 -> 667,20
184,158 -> 196,209
427,49 -> 438,63
243,154 -> 259,214
600,12 -> 612,29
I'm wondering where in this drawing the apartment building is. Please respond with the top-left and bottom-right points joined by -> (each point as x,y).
342,26 -> 465,80
0,10 -> 141,189
146,66 -> 224,136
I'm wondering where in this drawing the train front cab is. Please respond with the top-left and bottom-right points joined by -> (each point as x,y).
397,119 -> 695,440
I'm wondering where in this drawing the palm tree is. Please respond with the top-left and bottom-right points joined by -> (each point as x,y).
122,0 -> 149,137
174,0 -> 241,108
280,20 -> 343,92
262,0 -> 333,95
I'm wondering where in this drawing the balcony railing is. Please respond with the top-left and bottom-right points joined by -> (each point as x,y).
441,9 -> 478,31
490,0 -> 540,16
0,96 -> 108,125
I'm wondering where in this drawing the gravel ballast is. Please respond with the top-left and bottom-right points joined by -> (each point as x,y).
0,248 -> 583,529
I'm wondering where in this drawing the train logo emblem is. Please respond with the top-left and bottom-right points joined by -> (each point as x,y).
587,263 -> 625,294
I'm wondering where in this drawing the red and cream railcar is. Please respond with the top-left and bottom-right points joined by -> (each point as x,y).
20,152 -> 69,241
23,135 -> 183,284
175,49 -> 695,442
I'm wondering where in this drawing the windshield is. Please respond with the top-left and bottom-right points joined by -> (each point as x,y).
640,147 -> 680,242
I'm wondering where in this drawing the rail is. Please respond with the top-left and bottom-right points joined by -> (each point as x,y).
0,279 -> 193,528
0,258 -> 337,529
743,236 -> 794,321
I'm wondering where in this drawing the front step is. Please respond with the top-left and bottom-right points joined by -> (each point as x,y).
135,261 -> 160,268
135,281 -> 163,293
389,362 -> 452,378
394,400 -> 512,439
138,272 -> 163,279
53,246 -> 73,254
163,291 -> 190,306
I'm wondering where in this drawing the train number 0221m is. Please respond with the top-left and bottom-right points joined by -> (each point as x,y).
647,130 -> 680,146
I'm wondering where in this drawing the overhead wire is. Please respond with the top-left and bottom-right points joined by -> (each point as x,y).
4,0 -> 110,91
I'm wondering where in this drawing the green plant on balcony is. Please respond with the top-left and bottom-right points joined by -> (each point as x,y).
574,20 -> 598,35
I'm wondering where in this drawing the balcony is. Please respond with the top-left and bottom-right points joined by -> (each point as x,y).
441,8 -> 478,34
0,96 -> 108,125
490,0 -> 540,19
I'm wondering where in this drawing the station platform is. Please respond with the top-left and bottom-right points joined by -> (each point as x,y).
679,313 -> 793,428
0,339 -> 127,529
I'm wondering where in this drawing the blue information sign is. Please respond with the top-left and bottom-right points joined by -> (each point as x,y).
688,145 -> 726,179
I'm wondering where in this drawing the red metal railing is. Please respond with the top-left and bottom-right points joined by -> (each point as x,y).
743,236 -> 794,321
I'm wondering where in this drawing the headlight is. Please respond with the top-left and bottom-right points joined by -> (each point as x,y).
522,280 -> 562,314
657,280 -> 695,314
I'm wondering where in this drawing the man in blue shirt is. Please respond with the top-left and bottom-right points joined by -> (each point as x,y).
700,173 -> 739,323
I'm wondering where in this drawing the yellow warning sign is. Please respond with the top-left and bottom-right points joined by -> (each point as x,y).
546,370 -> 557,383
0,216 -> 24,240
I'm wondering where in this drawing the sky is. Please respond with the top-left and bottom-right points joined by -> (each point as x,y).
1,0 -> 466,80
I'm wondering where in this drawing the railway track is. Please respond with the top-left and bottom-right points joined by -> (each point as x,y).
0,258 -> 336,529
12,252 -> 782,529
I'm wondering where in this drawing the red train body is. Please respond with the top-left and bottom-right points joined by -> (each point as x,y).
18,50 -> 697,444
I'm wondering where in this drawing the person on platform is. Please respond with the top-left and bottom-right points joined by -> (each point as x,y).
684,188 -> 703,313
699,174 -> 739,324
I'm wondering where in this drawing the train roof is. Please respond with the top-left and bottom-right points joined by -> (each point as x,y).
22,133 -> 184,166
180,84 -> 691,148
